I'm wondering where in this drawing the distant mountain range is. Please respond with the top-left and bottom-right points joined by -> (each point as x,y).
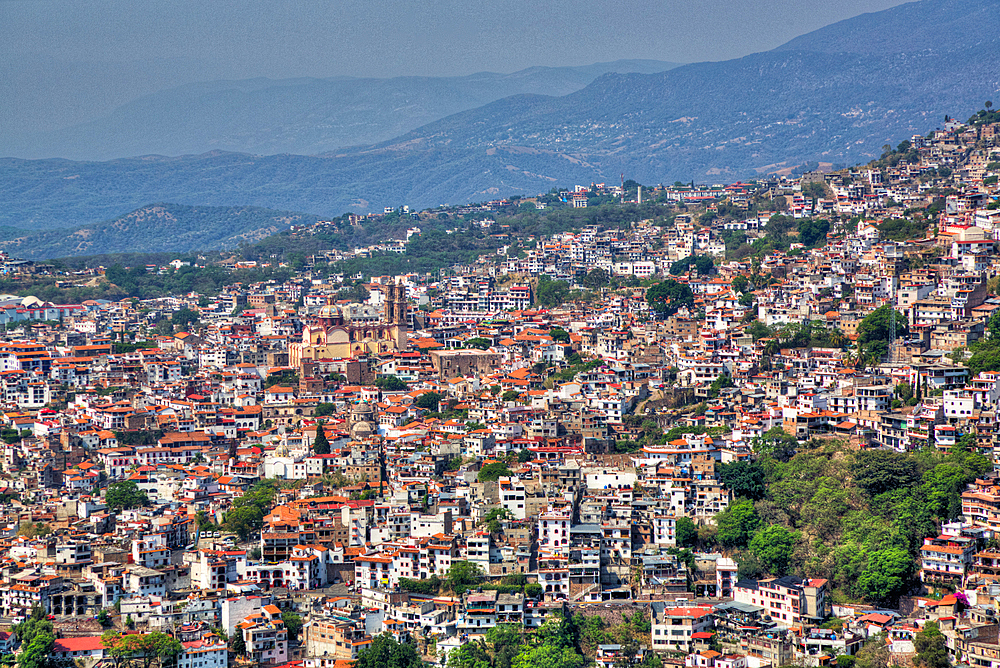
0,60 -> 679,161
0,0 -> 998,257
0,203 -> 316,260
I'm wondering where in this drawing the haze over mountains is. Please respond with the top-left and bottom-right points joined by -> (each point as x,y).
0,60 -> 680,161
1,0 -> 999,259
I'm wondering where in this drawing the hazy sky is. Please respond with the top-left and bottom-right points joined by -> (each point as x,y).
3,0 -> 912,78
1,0 -> 912,132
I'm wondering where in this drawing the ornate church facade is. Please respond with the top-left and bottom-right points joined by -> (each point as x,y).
290,282 -> 407,366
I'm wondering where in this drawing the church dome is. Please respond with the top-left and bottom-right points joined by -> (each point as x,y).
318,303 -> 342,320
351,421 -> 374,439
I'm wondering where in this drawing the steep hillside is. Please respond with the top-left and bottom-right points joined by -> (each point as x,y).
0,203 -> 317,259
371,39 -> 999,181
1,60 -> 679,161
773,0 -> 999,54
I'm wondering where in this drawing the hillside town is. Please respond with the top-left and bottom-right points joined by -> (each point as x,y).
0,114 -> 1000,668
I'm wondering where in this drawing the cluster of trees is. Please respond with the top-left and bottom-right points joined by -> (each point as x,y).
222,479 -> 278,540
354,635 -> 424,668
102,264 -> 293,300
444,611 -> 660,668
669,255 -> 714,276
855,305 -> 908,364
480,507 -> 514,534
708,439 -> 990,604
968,102 -> 998,126
12,607 -> 55,668
875,140 -> 922,168
743,310 -> 915,370
373,375 -> 408,391
17,522 -> 52,538
264,370 -> 299,388
877,217 -> 929,241
398,560 -> 543,598
797,218 -> 831,248
746,319 -> 848,353
720,215 -> 831,260
535,276 -> 591,308
101,631 -> 183,668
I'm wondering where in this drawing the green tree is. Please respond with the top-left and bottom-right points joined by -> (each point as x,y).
850,450 -> 921,498
448,642 -> 491,668
480,508 -> 513,534
464,337 -> 493,350
14,607 -> 54,668
798,218 -> 831,247
97,609 -> 112,628
512,645 -> 585,668
896,382 -> 913,402
855,548 -> 914,604
484,624 -> 526,668
313,421 -> 330,455
446,560 -> 483,591
731,274 -> 750,294
281,612 -> 303,642
171,307 -> 200,329
752,427 -> 797,462
501,390 -> 521,402
343,283 -> 370,303
549,327 -> 571,344
229,633 -> 246,657
16,633 -> 53,668
478,462 -> 513,482
223,505 -> 265,541
675,517 -> 698,547
105,480 -> 149,512
709,373 -> 734,398
582,268 -> 610,289
314,402 -> 336,416
355,635 -> 423,668
914,622 -> 949,668
374,375 -> 407,391
415,392 -> 445,410
715,499 -> 761,548
854,634 -> 890,668
857,305 -> 908,345
101,631 -> 183,668
749,525 -> 798,575
646,279 -> 694,317
536,276 -> 571,308
16,522 -> 52,538
718,461 -> 766,500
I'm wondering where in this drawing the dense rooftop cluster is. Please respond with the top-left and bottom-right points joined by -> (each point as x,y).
0,115 -> 999,668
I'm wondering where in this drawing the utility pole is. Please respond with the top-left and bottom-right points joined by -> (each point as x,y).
888,303 -> 896,364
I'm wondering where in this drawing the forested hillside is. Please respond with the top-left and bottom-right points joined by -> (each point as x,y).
705,437 -> 989,604
0,203 -> 317,259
